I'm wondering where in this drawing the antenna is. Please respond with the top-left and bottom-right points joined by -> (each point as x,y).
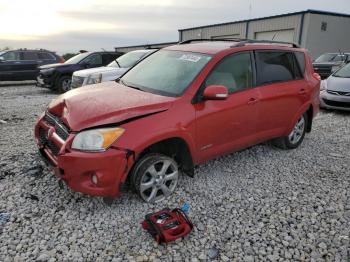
271,33 -> 277,41
249,0 -> 252,19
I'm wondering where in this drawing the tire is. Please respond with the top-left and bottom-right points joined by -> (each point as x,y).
131,153 -> 179,203
272,113 -> 308,149
57,75 -> 72,93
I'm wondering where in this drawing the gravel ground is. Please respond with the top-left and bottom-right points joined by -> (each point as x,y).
0,84 -> 349,262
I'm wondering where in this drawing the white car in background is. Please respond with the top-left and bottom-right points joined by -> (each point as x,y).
71,49 -> 157,88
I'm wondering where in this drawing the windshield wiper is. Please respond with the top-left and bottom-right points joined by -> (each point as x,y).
114,59 -> 121,68
119,79 -> 143,91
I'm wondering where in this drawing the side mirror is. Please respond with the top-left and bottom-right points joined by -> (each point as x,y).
202,85 -> 228,100
0,57 -> 5,62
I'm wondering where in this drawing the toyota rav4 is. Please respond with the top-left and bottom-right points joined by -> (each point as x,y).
34,39 -> 320,203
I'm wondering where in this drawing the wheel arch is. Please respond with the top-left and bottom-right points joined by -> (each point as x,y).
133,136 -> 195,178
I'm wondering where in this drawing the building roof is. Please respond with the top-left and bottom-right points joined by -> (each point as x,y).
178,9 -> 350,31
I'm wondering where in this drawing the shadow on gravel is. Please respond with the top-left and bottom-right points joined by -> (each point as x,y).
320,108 -> 350,116
0,81 -> 36,87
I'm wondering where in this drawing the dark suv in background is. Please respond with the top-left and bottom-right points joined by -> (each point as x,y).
0,49 -> 63,81
37,51 -> 123,92
313,52 -> 350,79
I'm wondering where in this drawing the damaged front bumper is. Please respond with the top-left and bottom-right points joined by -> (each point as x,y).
35,114 -> 132,198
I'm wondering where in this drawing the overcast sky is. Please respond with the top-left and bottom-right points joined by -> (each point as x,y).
1,0 -> 350,54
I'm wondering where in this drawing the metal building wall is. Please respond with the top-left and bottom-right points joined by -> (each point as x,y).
179,14 -> 303,43
304,13 -> 350,59
180,22 -> 247,41
247,14 -> 303,43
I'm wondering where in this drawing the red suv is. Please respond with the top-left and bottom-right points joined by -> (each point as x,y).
34,39 -> 320,203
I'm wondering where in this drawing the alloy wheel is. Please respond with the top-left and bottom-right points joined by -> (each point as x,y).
61,79 -> 72,92
288,116 -> 305,145
139,159 -> 178,203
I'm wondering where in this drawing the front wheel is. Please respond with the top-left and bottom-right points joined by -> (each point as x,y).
272,113 -> 307,149
131,154 -> 179,203
57,76 -> 72,93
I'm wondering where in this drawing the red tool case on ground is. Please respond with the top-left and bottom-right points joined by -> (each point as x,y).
141,208 -> 193,244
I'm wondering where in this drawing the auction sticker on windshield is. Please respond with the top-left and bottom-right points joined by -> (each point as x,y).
178,54 -> 202,63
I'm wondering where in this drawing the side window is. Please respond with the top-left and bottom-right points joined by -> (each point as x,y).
205,53 -> 253,94
22,52 -> 38,60
38,52 -> 55,60
102,53 -> 116,64
2,51 -> 20,60
82,54 -> 102,65
256,51 -> 296,85
294,52 -> 305,76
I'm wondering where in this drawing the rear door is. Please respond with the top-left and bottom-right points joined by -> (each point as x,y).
20,51 -> 40,79
0,51 -> 23,80
254,50 -> 308,139
194,52 -> 260,162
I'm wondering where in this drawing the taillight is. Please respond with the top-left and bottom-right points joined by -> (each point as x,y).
59,57 -> 65,63
312,72 -> 321,81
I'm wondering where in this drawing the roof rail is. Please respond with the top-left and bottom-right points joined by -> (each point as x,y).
234,39 -> 300,48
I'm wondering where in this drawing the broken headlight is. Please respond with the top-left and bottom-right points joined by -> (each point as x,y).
71,127 -> 124,151
85,73 -> 102,86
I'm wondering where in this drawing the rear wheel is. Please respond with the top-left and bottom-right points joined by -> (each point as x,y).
57,76 -> 72,93
131,154 -> 179,203
272,113 -> 307,149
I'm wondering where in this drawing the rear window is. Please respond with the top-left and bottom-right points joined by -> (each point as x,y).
255,51 -> 302,85
22,52 -> 38,60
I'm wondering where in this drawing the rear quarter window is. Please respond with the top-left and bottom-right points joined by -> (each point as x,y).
294,52 -> 305,75
255,51 -> 302,85
38,52 -> 55,60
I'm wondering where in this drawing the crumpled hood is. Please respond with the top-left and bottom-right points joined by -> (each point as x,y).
39,63 -> 70,70
73,66 -> 126,77
327,75 -> 350,92
48,81 -> 175,131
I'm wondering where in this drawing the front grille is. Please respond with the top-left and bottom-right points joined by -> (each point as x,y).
327,90 -> 350,96
39,127 -> 47,145
43,112 -> 70,141
47,140 -> 60,155
71,76 -> 85,89
323,99 -> 350,108
39,127 -> 60,156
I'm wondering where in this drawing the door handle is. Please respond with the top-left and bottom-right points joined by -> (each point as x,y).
298,88 -> 306,95
247,97 -> 259,105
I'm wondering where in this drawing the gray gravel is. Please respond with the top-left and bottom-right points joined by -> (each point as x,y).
0,84 -> 349,261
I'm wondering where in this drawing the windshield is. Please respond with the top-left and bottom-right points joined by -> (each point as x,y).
333,63 -> 350,78
315,53 -> 347,63
121,50 -> 212,96
0,51 -> 5,56
64,53 -> 91,64
108,51 -> 151,68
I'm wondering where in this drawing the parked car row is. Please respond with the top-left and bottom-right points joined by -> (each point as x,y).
312,52 -> 350,79
71,49 -> 157,89
36,51 -> 122,92
34,39 -> 321,203
0,49 -> 64,81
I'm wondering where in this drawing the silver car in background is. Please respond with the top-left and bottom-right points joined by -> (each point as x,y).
71,49 -> 157,88
320,63 -> 350,111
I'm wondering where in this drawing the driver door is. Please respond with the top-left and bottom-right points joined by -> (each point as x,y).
194,52 -> 260,163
